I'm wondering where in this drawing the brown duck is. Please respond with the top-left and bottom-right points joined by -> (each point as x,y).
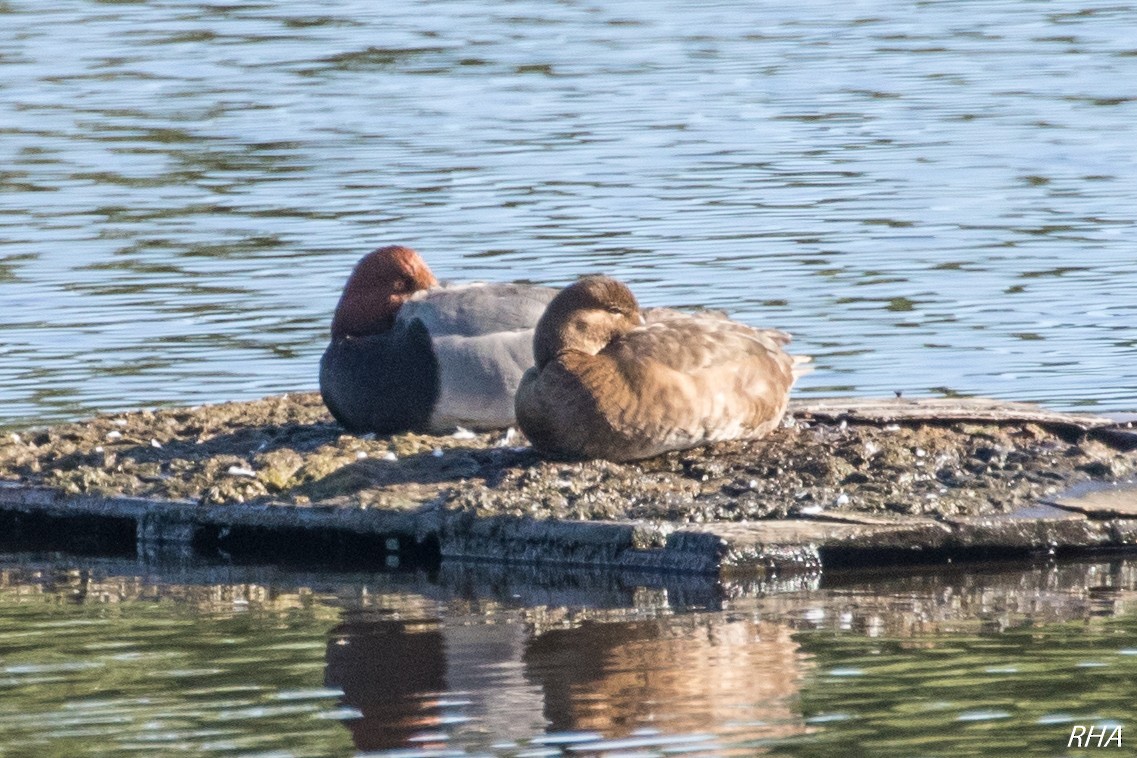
515,276 -> 810,461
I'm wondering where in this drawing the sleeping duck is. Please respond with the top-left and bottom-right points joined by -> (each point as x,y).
319,245 -> 558,434
515,275 -> 810,461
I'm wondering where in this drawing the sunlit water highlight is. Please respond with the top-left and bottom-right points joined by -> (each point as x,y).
1,0 -> 1136,426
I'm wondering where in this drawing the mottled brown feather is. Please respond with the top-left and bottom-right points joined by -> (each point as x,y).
516,276 -> 808,461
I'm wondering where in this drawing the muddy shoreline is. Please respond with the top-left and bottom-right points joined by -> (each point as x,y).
1,393 -> 1135,573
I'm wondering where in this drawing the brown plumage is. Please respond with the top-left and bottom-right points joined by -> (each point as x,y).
515,276 -> 810,461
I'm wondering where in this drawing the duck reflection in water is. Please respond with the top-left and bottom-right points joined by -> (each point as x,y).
323,604 -> 809,750
323,615 -> 448,751
522,617 -> 809,741
323,609 -> 540,751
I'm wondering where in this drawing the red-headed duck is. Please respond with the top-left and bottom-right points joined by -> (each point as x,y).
515,276 -> 810,461
320,245 -> 558,434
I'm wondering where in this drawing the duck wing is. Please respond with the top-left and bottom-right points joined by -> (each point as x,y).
399,283 -> 558,337
427,328 -> 536,431
597,311 -> 802,449
391,282 -> 557,431
621,310 -> 797,377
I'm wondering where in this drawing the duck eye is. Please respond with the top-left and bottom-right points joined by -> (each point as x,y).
390,278 -> 408,293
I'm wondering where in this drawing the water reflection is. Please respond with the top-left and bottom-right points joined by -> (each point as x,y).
325,609 -> 544,752
524,618 -> 807,743
1,555 -> 1134,755
324,615 -> 449,751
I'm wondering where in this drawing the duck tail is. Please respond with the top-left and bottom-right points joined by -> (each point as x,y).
791,353 -> 814,380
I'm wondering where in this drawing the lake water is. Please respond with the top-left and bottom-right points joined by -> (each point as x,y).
0,553 -> 1134,757
2,3 -> 1136,754
1,0 -> 1136,427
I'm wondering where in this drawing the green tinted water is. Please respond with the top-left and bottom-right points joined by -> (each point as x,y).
0,569 -> 352,756
0,556 -> 1132,756
789,619 -> 1134,756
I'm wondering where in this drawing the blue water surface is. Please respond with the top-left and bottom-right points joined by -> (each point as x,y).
0,0 -> 1135,425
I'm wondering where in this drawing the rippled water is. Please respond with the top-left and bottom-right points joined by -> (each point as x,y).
1,0 -> 1135,426
0,555 -> 1134,756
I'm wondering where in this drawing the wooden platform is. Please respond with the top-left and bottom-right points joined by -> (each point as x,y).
1,477 -> 1135,575
1,397 -> 1135,576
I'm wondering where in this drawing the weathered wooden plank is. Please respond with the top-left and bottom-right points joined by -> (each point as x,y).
792,397 -> 1116,429
3,395 -> 1136,575
1046,481 -> 1137,518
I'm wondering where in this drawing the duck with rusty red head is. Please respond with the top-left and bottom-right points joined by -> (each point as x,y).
320,245 -> 558,434
515,275 -> 812,462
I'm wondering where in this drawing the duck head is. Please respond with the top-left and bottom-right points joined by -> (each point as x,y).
534,275 -> 645,368
330,245 -> 439,338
